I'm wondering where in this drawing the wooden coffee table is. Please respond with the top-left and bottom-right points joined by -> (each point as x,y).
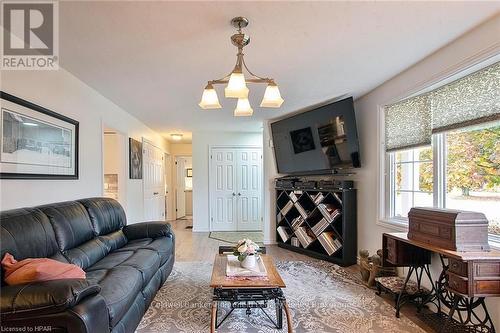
210,254 -> 293,332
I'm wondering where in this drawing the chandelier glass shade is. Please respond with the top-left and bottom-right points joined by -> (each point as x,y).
234,98 -> 253,116
199,17 -> 283,116
225,71 -> 249,99
198,83 -> 222,109
260,82 -> 284,107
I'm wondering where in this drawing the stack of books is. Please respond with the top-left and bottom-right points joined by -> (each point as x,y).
291,237 -> 300,247
281,201 -> 294,215
317,204 -> 341,223
291,216 -> 305,230
277,226 -> 292,242
289,192 -> 299,203
311,192 -> 325,205
295,226 -> 315,248
311,217 -> 330,236
318,231 -> 343,255
294,202 -> 308,219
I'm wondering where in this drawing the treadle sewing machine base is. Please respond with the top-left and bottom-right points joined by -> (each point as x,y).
419,311 -> 494,333
382,233 -> 500,333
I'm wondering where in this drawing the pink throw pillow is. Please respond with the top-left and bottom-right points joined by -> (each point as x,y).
1,253 -> 85,285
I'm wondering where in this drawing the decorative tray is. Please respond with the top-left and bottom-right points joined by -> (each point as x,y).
226,255 -> 267,277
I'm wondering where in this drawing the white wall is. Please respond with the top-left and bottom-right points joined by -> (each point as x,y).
192,131 -> 263,232
263,121 -> 280,244
354,15 -> 500,326
0,68 -> 169,223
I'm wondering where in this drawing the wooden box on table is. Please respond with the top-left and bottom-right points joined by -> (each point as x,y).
408,207 -> 490,252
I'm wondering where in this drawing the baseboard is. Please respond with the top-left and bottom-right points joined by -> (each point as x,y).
192,227 -> 209,232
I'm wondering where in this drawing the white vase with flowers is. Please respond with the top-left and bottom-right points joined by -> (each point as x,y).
233,238 -> 260,269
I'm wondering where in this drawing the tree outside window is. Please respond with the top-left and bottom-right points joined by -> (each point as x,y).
445,123 -> 500,235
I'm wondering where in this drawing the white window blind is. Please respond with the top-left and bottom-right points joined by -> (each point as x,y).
385,61 -> 500,151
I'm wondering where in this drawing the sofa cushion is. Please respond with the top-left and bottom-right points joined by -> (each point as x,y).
98,230 -> 128,252
87,248 -> 161,288
63,238 -> 111,269
85,266 -> 142,327
39,201 -> 95,251
0,279 -> 100,318
114,237 -> 173,266
0,208 -> 61,285
78,198 -> 126,236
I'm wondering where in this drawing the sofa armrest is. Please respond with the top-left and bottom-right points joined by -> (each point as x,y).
122,221 -> 173,241
1,279 -> 101,319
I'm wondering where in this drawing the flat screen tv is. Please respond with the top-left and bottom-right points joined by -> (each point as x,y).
271,97 -> 360,174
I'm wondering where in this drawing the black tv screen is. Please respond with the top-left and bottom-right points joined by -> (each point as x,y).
271,97 -> 360,174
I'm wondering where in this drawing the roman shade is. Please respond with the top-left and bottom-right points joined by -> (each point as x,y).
431,61 -> 500,133
385,61 -> 500,151
384,94 -> 432,152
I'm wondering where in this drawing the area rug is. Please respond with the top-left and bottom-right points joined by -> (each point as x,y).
137,261 -> 426,333
209,231 -> 264,244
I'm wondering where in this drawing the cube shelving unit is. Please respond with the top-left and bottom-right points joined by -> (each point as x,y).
276,185 -> 357,266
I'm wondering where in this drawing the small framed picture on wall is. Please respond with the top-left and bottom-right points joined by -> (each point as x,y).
129,138 -> 143,179
0,91 -> 79,179
186,168 -> 192,177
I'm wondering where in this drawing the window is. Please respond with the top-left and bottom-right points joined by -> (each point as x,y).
383,61 -> 499,238
386,121 -> 500,237
445,123 -> 500,236
390,147 -> 433,218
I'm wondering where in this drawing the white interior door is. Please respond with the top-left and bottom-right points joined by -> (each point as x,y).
210,149 -> 237,231
143,140 -> 165,221
164,153 -> 170,220
175,157 -> 186,219
210,147 -> 262,231
236,149 -> 262,230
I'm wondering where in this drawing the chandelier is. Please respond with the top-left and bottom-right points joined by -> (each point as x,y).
199,17 -> 284,116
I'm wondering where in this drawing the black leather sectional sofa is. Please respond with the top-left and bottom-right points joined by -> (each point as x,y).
0,197 -> 175,333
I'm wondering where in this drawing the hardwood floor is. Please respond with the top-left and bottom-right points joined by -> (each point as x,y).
170,218 -> 311,262
169,217 -> 434,332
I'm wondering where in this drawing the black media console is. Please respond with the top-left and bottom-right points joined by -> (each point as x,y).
275,179 -> 357,266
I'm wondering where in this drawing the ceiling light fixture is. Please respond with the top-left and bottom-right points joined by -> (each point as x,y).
171,134 -> 183,141
199,17 -> 284,116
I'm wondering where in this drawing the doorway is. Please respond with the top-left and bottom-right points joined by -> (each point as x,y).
102,128 -> 127,209
175,156 -> 192,219
209,146 -> 263,231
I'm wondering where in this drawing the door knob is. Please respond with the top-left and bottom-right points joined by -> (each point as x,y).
153,192 -> 159,195
232,193 -> 236,196
238,193 -> 241,196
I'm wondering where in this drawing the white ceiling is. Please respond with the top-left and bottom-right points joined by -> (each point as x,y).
59,1 -> 499,138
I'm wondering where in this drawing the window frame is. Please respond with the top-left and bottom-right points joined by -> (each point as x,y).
388,147 -> 434,219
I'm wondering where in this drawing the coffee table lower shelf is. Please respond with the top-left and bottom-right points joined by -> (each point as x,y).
210,287 -> 293,333
210,253 -> 293,332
